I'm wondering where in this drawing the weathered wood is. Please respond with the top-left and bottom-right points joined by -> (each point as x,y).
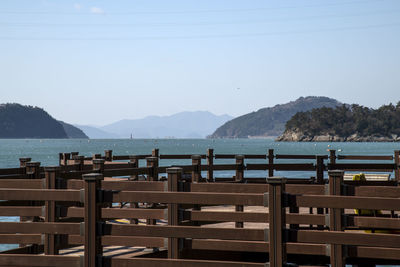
0,222 -> 80,234
106,258 -> 265,267
337,155 -> 393,160
295,195 -> 400,210
111,191 -> 264,205
167,167 -> 181,259
0,189 -> 80,201
104,224 -> 264,241
267,177 -> 287,267
207,148 -> 214,182
295,230 -> 400,248
83,173 -> 103,267
0,255 -> 80,267
44,167 -> 59,255
328,170 -> 344,267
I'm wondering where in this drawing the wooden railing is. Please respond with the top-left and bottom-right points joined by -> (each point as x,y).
0,149 -> 400,266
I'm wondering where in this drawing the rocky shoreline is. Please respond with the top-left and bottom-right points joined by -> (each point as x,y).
276,130 -> 400,142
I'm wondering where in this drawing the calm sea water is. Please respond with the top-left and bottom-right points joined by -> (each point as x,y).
1,139 -> 400,259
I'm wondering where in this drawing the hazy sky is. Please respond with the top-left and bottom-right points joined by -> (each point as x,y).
1,0 -> 399,125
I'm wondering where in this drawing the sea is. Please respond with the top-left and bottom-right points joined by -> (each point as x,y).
1,138 -> 400,263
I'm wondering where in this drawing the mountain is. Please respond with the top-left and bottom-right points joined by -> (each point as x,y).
100,111 -> 233,138
74,125 -> 120,139
277,103 -> 400,142
0,103 -> 88,139
59,121 -> 88,139
209,96 -> 341,138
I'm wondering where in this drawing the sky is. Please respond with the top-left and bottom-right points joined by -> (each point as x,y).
0,0 -> 399,125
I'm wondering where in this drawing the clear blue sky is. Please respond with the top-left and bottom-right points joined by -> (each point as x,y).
1,0 -> 399,125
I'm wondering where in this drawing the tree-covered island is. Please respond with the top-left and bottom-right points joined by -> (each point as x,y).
276,103 -> 400,142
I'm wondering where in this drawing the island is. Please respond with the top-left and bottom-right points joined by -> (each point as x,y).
276,103 -> 400,142
0,103 -> 88,139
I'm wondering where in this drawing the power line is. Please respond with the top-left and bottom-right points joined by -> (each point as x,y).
0,22 -> 398,41
1,9 -> 398,28
0,0 -> 385,16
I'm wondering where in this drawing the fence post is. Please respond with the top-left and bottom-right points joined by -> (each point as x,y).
267,177 -> 287,267
75,156 -> 85,171
191,155 -> 202,183
235,155 -> 245,228
19,157 -> 31,174
44,166 -> 59,255
58,153 -> 63,166
92,159 -> 105,173
83,173 -> 103,267
152,149 -> 160,181
23,162 -> 41,251
328,170 -> 345,267
395,150 -> 400,183
207,148 -> 214,182
128,156 -> 139,224
167,167 -> 182,259
146,157 -> 158,181
71,152 -> 79,159
316,155 -> 325,229
62,153 -> 71,166
92,154 -> 102,160
268,149 -> 274,177
146,157 -> 158,226
104,150 -> 113,162
129,155 -> 139,181
329,149 -> 336,166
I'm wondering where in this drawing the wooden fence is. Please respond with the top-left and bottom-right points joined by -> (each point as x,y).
0,149 -> 399,266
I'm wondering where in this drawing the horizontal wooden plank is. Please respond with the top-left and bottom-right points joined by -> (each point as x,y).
295,195 -> 400,211
106,258 -> 265,267
351,246 -> 400,260
286,185 -> 324,195
348,216 -> 400,230
189,211 -> 324,225
103,167 -> 151,177
105,224 -> 264,241
190,239 -> 268,252
0,206 -> 42,217
296,230 -> 400,248
0,168 -> 22,175
191,183 -> 268,193
64,207 -> 166,219
0,174 -> 30,179
275,154 -> 326,160
246,164 -> 315,171
160,154 -> 206,159
0,222 -> 80,235
354,186 -> 400,198
111,191 -> 264,206
0,234 -> 42,244
337,155 -> 393,160
214,154 -> 236,159
0,255 -> 79,267
190,211 -> 267,223
102,236 -> 164,247
0,179 -> 43,189
0,189 -> 80,201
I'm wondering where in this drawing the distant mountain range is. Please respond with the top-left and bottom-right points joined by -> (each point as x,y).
76,111 -> 233,139
0,103 -> 88,139
1,97 -> 346,140
209,96 -> 342,138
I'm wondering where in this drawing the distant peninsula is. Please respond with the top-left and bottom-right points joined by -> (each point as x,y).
209,96 -> 341,138
0,103 -> 88,139
276,103 -> 400,142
